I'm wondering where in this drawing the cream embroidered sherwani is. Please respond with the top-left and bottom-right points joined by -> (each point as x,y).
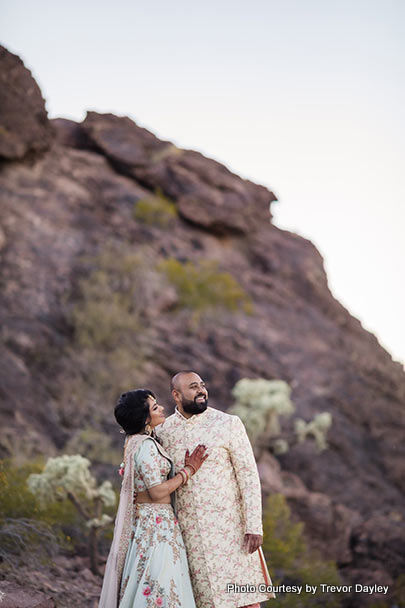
155,406 -> 276,608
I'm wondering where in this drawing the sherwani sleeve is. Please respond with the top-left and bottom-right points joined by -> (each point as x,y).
229,414 -> 263,536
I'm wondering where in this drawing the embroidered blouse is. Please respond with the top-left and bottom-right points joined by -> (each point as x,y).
133,437 -> 172,492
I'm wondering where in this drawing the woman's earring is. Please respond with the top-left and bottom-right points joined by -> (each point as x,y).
145,422 -> 152,435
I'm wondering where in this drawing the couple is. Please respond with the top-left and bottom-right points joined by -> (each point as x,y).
99,371 -> 276,608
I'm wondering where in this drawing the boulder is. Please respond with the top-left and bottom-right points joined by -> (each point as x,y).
0,46 -> 53,160
82,111 -> 276,235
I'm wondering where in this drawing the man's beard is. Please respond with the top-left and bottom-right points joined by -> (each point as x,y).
181,394 -> 208,415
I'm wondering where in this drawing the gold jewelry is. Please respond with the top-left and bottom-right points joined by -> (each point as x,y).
144,422 -> 152,435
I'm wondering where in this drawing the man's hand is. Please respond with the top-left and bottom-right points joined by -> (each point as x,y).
244,533 -> 263,554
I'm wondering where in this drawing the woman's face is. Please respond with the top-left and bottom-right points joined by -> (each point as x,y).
147,395 -> 166,429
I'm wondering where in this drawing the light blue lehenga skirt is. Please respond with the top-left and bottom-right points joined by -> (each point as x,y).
119,503 -> 196,608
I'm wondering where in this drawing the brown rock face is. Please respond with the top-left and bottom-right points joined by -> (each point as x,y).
0,46 -> 53,160
1,47 -> 405,605
82,111 -> 276,235
50,118 -> 96,151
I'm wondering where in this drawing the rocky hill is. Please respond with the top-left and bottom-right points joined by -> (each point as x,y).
1,46 -> 404,606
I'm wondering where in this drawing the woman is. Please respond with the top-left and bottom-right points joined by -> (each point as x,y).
99,389 -> 208,607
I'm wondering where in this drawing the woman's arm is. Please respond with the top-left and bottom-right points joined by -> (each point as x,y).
147,444 -> 208,501
147,470 -> 190,501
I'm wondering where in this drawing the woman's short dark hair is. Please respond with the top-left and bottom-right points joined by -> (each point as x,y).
114,389 -> 155,435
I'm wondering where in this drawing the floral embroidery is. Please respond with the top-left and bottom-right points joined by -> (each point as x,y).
155,407 -> 277,607
134,439 -> 171,492
121,575 -> 129,597
168,579 -> 181,608
120,505 -> 191,605
135,552 -> 148,584
118,436 -> 195,607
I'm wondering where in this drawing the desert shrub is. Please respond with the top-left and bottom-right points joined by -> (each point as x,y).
71,247 -> 146,350
27,454 -> 116,574
0,518 -> 61,568
0,457 -> 117,574
0,459 -> 43,520
0,458 -> 86,527
56,244 -> 161,428
158,258 -> 253,321
228,378 -> 332,455
133,188 -> 177,227
0,459 -> 76,568
263,493 -> 343,607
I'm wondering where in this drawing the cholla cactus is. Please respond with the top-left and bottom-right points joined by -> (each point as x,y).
229,378 -> 332,455
230,378 -> 295,442
27,455 -> 115,507
294,412 -> 332,451
27,454 -> 116,574
86,514 -> 113,529
272,438 -> 289,455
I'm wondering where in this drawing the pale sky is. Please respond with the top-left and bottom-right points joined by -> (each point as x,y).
1,0 -> 404,364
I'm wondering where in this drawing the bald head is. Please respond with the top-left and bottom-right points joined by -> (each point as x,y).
170,370 -> 199,391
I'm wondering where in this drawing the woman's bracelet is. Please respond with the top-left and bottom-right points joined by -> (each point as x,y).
178,469 -> 188,485
178,468 -> 190,486
184,463 -> 197,475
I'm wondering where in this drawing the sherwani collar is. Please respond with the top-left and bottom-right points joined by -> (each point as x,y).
174,406 -> 210,424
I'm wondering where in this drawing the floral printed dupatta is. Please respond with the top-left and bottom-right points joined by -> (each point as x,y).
98,433 -> 139,608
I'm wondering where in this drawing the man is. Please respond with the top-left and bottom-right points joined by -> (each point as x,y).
155,371 -> 276,608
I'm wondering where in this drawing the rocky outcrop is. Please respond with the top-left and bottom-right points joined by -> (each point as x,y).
1,46 -> 404,605
0,46 -> 53,160
82,111 -> 276,235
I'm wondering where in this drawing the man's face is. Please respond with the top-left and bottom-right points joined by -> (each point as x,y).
175,373 -> 208,415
